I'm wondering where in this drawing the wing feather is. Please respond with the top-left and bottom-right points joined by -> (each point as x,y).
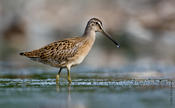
26,38 -> 82,65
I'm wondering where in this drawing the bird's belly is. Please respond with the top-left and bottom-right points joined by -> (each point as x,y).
71,54 -> 86,66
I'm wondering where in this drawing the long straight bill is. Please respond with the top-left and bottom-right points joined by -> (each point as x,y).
102,30 -> 120,48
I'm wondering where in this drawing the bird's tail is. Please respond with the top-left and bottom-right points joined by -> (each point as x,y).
19,52 -> 25,56
19,51 -> 39,58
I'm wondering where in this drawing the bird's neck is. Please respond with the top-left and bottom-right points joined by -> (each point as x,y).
83,26 -> 96,42
83,31 -> 96,45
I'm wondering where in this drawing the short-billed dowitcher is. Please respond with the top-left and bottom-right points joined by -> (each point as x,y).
20,18 -> 120,84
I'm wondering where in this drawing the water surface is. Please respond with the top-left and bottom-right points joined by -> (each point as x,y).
0,63 -> 175,108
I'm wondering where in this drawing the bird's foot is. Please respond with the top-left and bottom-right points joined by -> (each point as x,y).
68,78 -> 72,84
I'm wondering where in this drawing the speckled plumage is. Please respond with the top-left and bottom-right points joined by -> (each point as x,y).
20,36 -> 93,67
20,18 -> 120,84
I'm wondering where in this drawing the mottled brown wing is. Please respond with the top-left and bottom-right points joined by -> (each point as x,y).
20,38 -> 82,65
41,40 -> 79,64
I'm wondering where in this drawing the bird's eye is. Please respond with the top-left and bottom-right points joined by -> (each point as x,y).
95,22 -> 98,25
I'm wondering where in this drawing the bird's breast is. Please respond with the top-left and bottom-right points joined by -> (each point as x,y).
70,37 -> 95,66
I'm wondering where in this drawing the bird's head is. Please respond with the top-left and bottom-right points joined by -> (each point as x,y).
87,18 -> 103,32
86,18 -> 120,48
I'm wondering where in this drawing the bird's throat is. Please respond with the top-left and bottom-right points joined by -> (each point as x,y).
83,30 -> 96,44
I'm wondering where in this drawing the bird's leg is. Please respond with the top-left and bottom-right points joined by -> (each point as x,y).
66,66 -> 72,84
56,68 -> 62,83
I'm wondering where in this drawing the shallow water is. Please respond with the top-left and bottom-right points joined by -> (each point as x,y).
0,63 -> 175,108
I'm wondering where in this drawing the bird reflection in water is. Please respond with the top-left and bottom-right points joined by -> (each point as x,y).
56,82 -> 84,108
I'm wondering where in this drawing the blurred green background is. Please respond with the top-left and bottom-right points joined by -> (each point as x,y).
0,0 -> 175,68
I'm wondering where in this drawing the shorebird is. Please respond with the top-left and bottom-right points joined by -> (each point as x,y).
20,18 -> 120,84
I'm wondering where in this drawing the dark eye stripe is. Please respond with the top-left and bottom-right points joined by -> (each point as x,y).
88,19 -> 103,28
89,18 -> 103,25
96,22 -> 103,27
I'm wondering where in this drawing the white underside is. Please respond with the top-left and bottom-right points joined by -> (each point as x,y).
71,55 -> 86,66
